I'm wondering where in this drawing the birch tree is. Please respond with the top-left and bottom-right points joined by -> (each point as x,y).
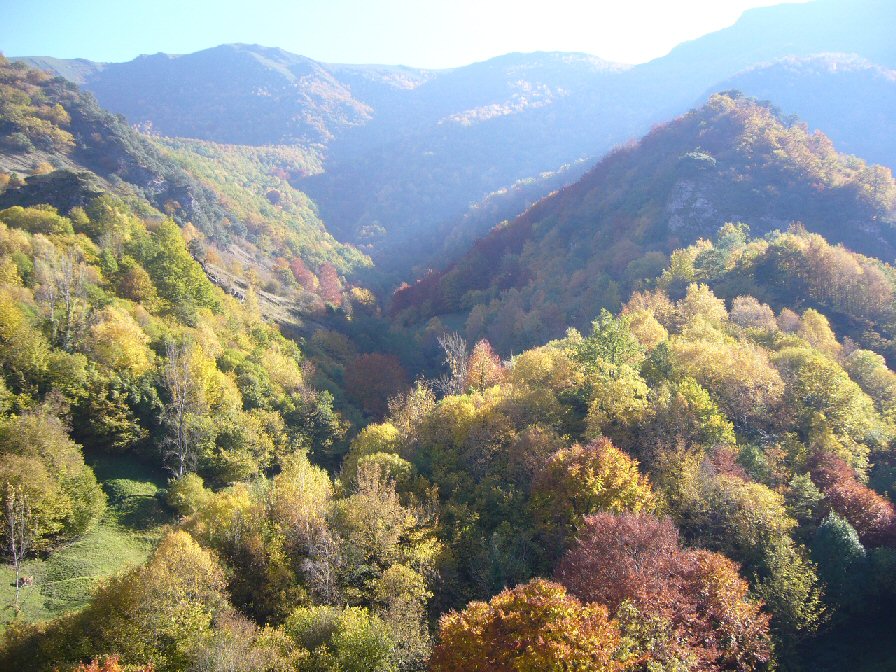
4,483 -> 34,613
162,341 -> 204,477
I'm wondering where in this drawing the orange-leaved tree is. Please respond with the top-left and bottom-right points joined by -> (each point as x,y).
430,578 -> 624,672
530,438 -> 656,553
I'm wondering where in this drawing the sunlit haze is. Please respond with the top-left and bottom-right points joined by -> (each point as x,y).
2,0 -> 810,67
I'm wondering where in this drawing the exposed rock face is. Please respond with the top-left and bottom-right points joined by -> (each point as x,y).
0,170 -> 104,212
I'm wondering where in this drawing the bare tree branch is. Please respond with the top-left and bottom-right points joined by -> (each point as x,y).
436,332 -> 469,396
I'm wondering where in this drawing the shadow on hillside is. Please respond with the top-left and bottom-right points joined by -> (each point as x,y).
86,453 -> 171,531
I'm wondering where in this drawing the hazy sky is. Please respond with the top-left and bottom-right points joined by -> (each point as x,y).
3,0 -> 809,68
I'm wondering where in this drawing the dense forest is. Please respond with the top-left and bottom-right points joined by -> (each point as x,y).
19,0 -> 896,278
3,0 -> 896,669
5,195 -> 896,670
391,93 -> 896,355
0,57 -> 371,320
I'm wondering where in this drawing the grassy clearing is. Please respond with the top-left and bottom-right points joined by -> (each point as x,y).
0,453 -> 172,630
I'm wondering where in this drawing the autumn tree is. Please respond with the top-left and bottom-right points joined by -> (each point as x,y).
430,579 -> 624,672
729,296 -> 777,331
0,288 -> 48,392
285,605 -> 396,672
772,346 -> 881,470
677,283 -> 728,330
584,364 -> 650,441
695,475 -> 824,638
808,451 -> 896,545
797,309 -> 841,358
531,438 -> 655,552
85,306 -> 153,377
0,205 -> 73,236
0,409 -> 105,550
667,335 -> 784,431
556,514 -> 683,612
556,513 -> 773,671
387,382 -> 436,437
189,612 -> 304,672
844,349 -> 896,424
75,531 -> 224,670
317,262 -> 343,306
688,550 -> 775,671
73,656 -> 153,672
344,353 -> 409,419
114,256 -> 158,305
464,339 -> 505,392
636,379 -> 736,507
340,422 -> 403,484
331,460 -> 437,609
289,257 -> 318,290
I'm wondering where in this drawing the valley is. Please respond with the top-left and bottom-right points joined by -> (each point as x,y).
1,1 -> 896,670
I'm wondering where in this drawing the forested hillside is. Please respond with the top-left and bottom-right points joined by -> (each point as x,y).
44,44 -> 431,146
0,57 -> 370,319
4,1 -> 896,669
393,93 -> 896,353
708,54 -> 896,168
18,0 -> 896,279
5,219 -> 896,669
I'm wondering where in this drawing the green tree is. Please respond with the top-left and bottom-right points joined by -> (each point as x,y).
811,512 -> 868,610
285,605 -> 397,672
0,409 -> 105,549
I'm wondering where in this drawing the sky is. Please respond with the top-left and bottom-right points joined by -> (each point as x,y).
2,0 -> 810,68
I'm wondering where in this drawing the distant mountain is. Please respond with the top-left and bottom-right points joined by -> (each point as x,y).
303,52 -> 634,274
18,47 -> 632,275
16,0 -> 896,281
22,44 -> 432,146
706,54 -> 896,168
310,0 -> 892,272
392,93 -> 896,353
631,0 -> 896,116
11,55 -> 105,85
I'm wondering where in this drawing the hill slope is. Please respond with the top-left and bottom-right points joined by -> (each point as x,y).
0,56 -> 370,318
302,51 -> 631,270
392,93 -> 896,352
17,0 -> 896,278
707,54 -> 896,168
0,58 -> 356,626
631,0 -> 896,116
25,44 -> 432,146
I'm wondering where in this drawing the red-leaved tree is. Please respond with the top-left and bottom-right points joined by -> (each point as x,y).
344,353 -> 409,419
556,513 -> 773,672
74,656 -> 153,672
809,451 -> 896,545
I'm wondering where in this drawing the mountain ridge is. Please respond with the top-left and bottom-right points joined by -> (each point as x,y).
391,92 -> 896,352
0,56 -> 370,323
13,0 -> 896,278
